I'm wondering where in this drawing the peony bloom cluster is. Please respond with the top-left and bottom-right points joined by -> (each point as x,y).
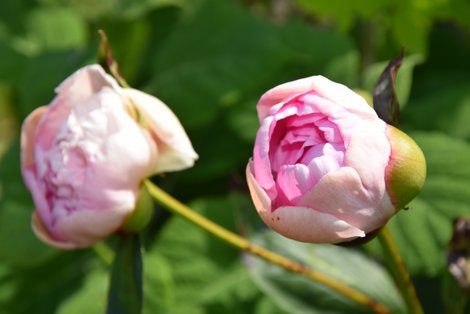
21,65 -> 198,249
246,76 -> 426,244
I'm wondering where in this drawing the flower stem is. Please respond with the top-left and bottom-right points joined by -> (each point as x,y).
92,241 -> 114,266
145,181 -> 391,314
377,226 -> 424,314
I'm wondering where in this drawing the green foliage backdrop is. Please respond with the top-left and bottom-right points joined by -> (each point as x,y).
1,0 -> 469,313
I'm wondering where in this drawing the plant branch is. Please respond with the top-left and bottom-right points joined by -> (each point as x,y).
377,226 -> 424,314
145,180 -> 391,314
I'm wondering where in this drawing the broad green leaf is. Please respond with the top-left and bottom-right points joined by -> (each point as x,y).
17,50 -> 93,119
0,40 -> 27,84
57,268 -> 108,314
246,230 -> 405,314
146,0 -> 287,129
107,234 -> 143,314
67,0 -> 186,20
295,0 -> 390,31
276,21 -> 359,85
143,252 -> 175,314
0,201 -> 56,266
1,251 -> 90,314
370,132 -> 470,276
176,121 -> 251,183
227,98 -> 259,142
149,197 -> 284,314
25,7 -> 88,53
402,80 -> 470,141
0,141 -> 57,266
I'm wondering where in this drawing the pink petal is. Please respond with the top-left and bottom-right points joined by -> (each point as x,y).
300,167 -> 394,233
53,200 -> 132,248
258,204 -> 365,243
344,120 -> 390,196
246,160 -> 272,214
275,164 -> 311,205
253,116 -> 276,193
21,107 -> 47,168
31,212 -> 77,249
308,76 -> 377,119
121,88 -> 198,173
257,77 -> 315,121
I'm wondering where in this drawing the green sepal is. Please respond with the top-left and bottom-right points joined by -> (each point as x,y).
385,125 -> 426,209
121,183 -> 154,233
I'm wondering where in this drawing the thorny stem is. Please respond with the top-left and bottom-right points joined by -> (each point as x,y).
145,180 -> 392,314
377,226 -> 424,314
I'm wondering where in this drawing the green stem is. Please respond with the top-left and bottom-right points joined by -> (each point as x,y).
106,234 -> 143,314
92,241 -> 114,266
377,226 -> 424,314
145,181 -> 391,314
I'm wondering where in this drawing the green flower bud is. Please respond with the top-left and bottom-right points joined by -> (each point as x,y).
385,125 -> 426,210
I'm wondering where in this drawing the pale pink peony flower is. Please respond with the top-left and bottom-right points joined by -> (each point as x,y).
246,76 -> 425,244
21,64 -> 198,249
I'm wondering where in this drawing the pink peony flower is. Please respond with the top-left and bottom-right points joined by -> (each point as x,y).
246,76 -> 425,244
21,64 -> 198,249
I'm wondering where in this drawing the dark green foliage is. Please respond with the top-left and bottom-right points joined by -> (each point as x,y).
1,0 -> 469,313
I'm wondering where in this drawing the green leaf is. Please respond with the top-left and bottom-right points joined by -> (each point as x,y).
1,251 -> 90,314
17,50 -> 93,119
148,197 -> 282,314
295,0 -> 390,31
107,234 -> 143,314
146,0 -> 286,128
402,79 -> 470,141
25,7 -> 88,53
143,252 -> 176,314
0,201 -> 57,266
370,132 -> 470,276
57,268 -> 108,314
246,230 -> 405,314
0,141 -> 57,266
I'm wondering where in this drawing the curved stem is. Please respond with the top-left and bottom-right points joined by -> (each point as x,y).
145,181 -> 391,314
92,241 -> 114,266
377,226 -> 424,314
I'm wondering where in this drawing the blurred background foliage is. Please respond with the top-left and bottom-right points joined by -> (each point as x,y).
0,0 -> 469,313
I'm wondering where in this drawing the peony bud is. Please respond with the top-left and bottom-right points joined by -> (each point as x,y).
246,76 -> 426,244
21,65 -> 198,249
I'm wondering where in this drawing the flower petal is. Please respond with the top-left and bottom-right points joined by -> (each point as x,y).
300,167 -> 394,233
31,212 -> 76,249
259,205 -> 365,243
246,160 -> 272,214
122,88 -> 198,173
344,119 -> 390,199
21,107 -> 47,168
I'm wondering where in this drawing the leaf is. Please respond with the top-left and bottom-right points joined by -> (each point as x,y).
25,7 -> 88,53
401,79 -> 470,142
0,141 -> 57,266
107,234 -> 143,314
148,197 -> 283,314
145,0 -> 287,129
246,230 -> 406,314
295,0 -> 390,31
373,50 -> 404,127
369,132 -> 470,276
1,251 -> 90,314
57,268 -> 108,314
17,50 -> 93,119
